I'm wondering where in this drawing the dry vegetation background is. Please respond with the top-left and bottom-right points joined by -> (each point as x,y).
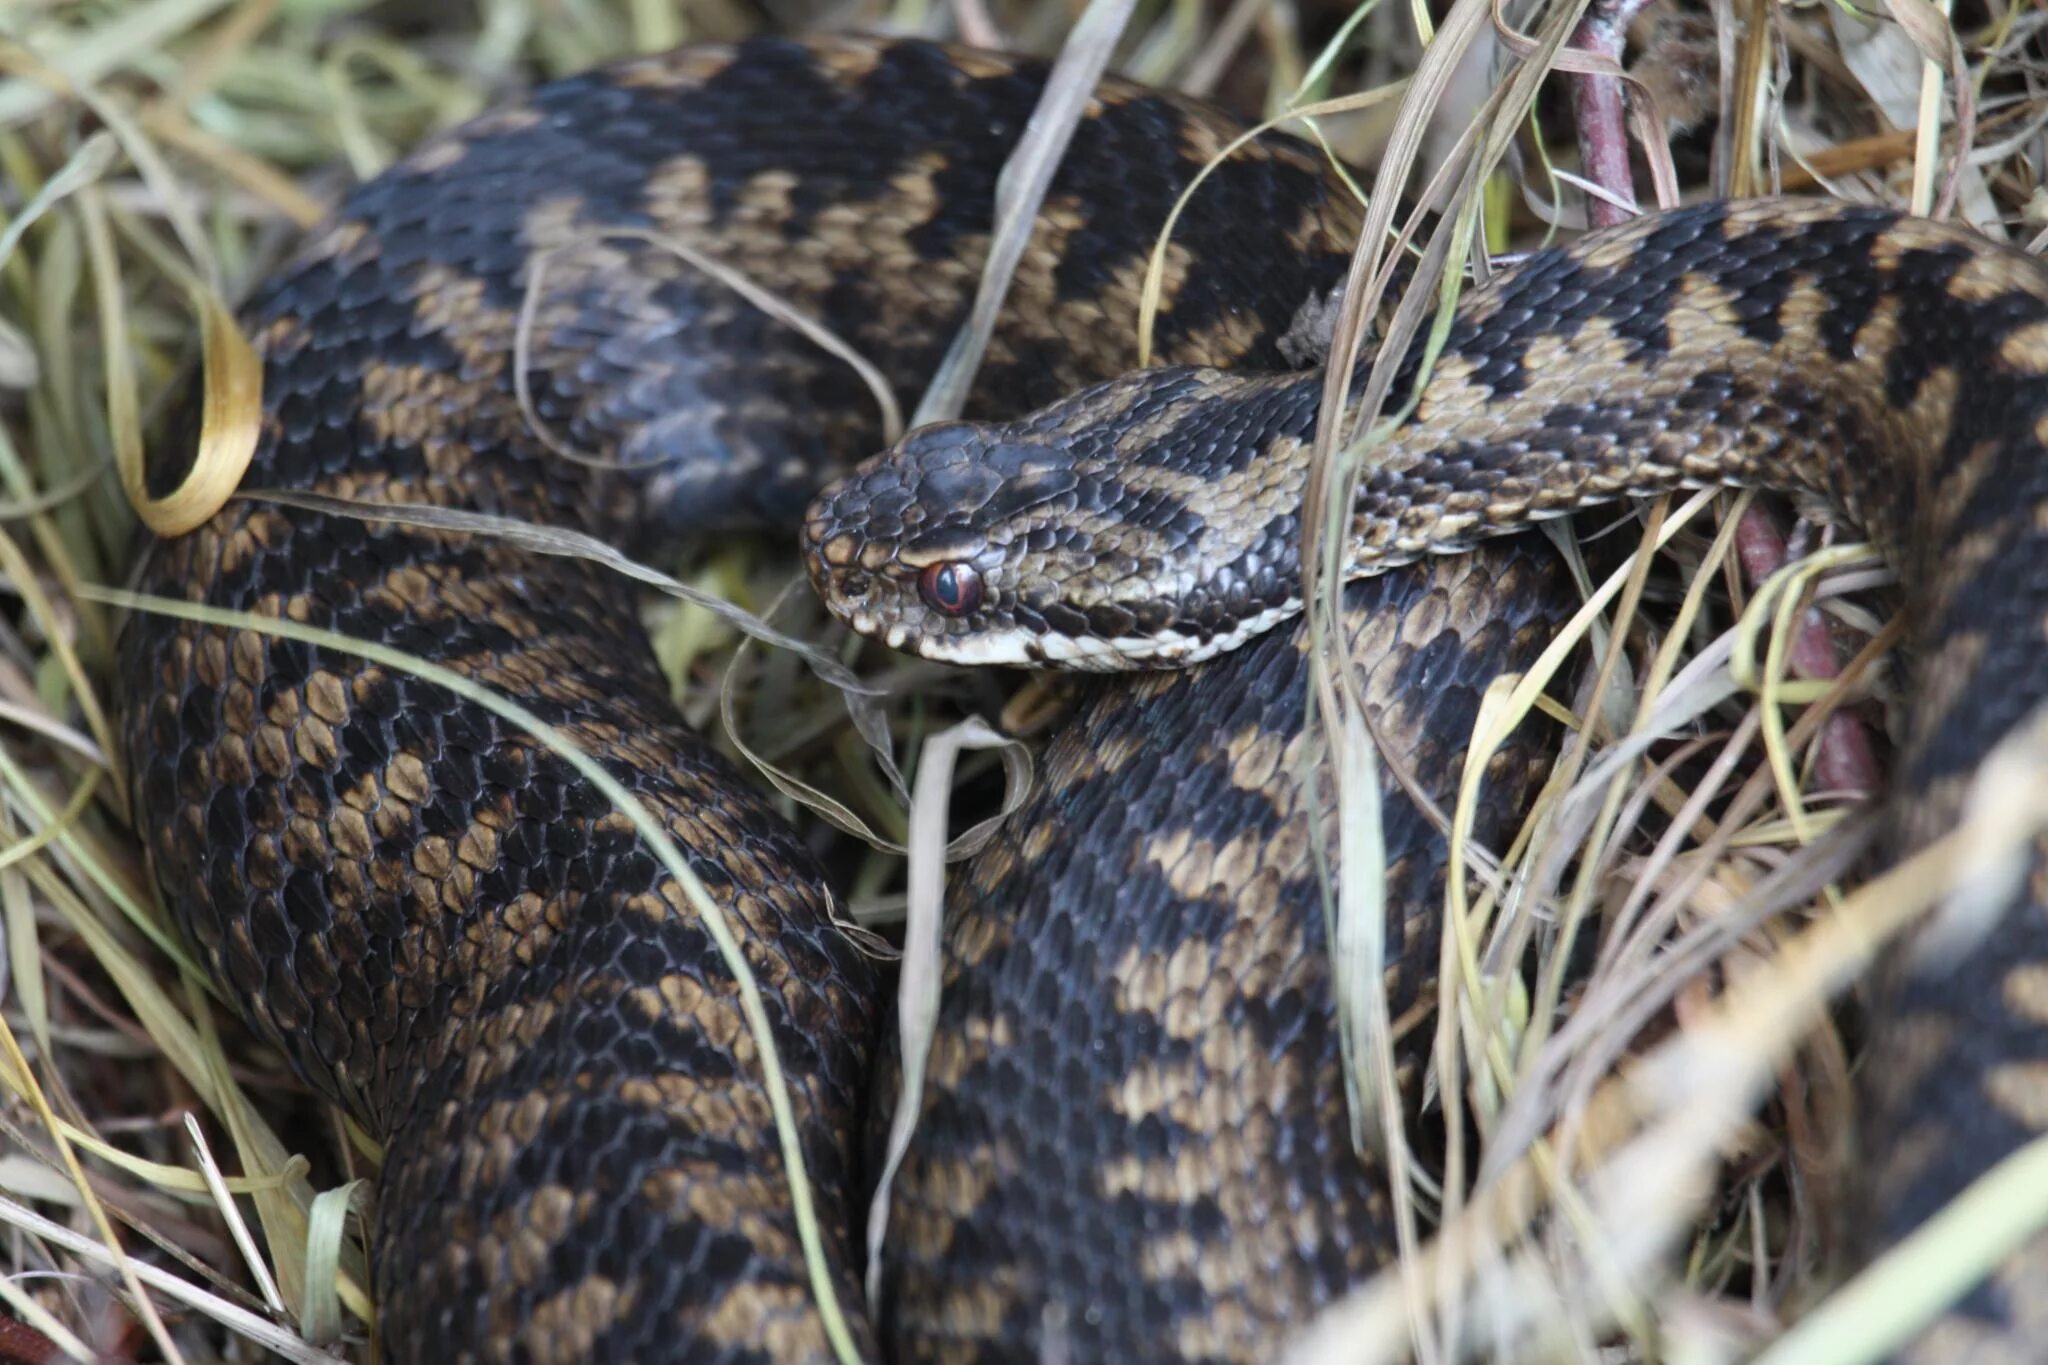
1,0 -> 2047,1360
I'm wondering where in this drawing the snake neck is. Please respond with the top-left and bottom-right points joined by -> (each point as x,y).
809,198 -> 2048,709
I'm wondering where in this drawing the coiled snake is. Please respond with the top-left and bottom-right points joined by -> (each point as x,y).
118,32 -> 2048,1365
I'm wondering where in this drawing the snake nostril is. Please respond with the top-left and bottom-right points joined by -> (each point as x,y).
840,572 -> 870,600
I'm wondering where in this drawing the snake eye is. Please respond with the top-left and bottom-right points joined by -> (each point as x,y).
917,562 -> 983,617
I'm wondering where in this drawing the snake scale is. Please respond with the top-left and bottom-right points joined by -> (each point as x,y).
114,30 -> 2048,1365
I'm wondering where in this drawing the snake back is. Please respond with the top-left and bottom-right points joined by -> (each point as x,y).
872,541 -> 1574,1359
119,21 -> 2048,1361
809,196 -> 2048,1359
117,35 -> 1372,1361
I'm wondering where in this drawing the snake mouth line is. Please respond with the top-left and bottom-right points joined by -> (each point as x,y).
842,598 -> 1312,671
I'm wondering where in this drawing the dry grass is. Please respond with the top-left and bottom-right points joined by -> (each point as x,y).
1,0 -> 2046,1360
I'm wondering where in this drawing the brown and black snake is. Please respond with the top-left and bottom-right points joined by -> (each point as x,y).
115,31 -> 2048,1365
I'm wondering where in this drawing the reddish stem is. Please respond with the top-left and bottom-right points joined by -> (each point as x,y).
1566,2 -> 1881,799
1732,511 -> 1883,797
1568,0 -> 1656,228
0,1315 -> 65,1365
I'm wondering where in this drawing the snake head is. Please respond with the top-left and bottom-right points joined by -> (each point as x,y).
802,371 -> 1310,671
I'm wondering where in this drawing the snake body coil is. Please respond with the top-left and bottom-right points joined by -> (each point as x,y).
806,196 -> 2048,1359
119,31 -> 2048,1365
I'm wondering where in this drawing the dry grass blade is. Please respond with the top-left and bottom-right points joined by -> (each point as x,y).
248,489 -> 932,851
181,1112 -> 285,1314
1286,4 -> 1600,1355
299,1178 -> 371,1346
1753,1137 -> 2048,1364
1135,81 -> 1408,367
181,962 -> 360,1333
720,602 -> 1034,870
1445,491 -> 1725,1193
0,0 -> 238,125
1285,704 -> 2048,1363
1883,0 -> 1964,215
0,1189 -> 347,1364
1328,700 -> 1394,1160
0,131 -> 119,387
912,0 -> 1137,425
1734,544 -> 1886,845
125,283 -> 258,536
514,227 -> 904,465
0,1274 -> 91,1364
863,717 -> 1030,1312
0,1011 -> 185,1364
247,491 -> 881,698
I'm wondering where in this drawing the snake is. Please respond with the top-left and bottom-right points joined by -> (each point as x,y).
113,28 -> 2048,1365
